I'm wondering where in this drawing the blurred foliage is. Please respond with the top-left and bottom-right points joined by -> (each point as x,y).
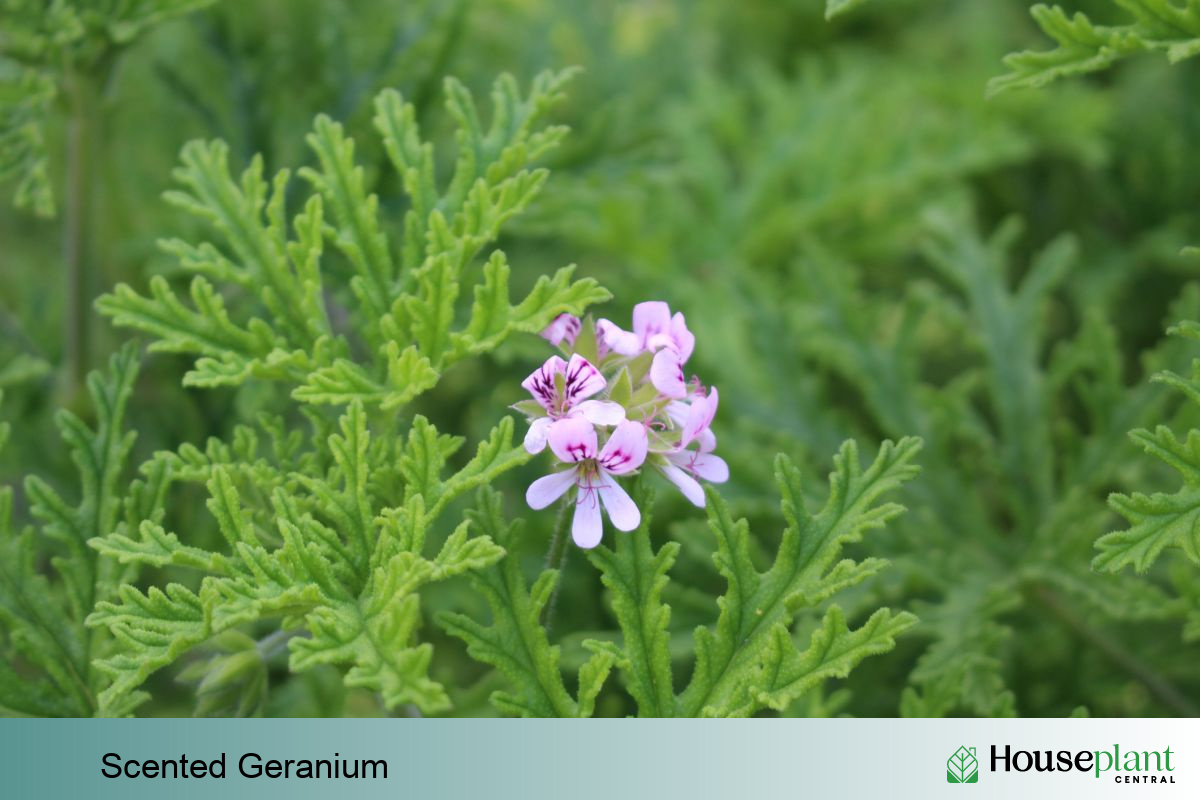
2,0 -> 1200,717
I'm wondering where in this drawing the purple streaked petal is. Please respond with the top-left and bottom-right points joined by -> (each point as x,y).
521,355 -> 566,413
691,452 -> 729,483
668,449 -> 729,483
632,301 -> 671,347
576,400 -> 625,426
523,416 -> 553,454
681,386 -> 718,448
660,462 -> 705,507
572,487 -> 604,548
597,319 -> 640,356
563,353 -> 606,405
548,416 -> 598,463
598,419 -> 649,475
650,348 -> 688,399
697,428 -> 717,453
526,469 -> 578,510
597,472 -> 640,531
540,313 -> 581,347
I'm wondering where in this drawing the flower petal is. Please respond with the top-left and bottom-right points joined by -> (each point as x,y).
526,469 -> 577,510
576,400 -> 625,426
660,462 -> 705,507
598,419 -> 649,474
681,386 -> 718,448
540,313 -> 581,347
597,319 -> 640,356
563,354 -> 606,405
691,452 -> 729,483
650,348 -> 688,399
548,416 -> 598,463
597,472 -> 640,531
669,311 -> 695,363
668,449 -> 729,483
521,355 -> 566,413
572,488 -> 604,548
633,301 -> 672,348
666,400 -> 690,428
523,416 -> 553,454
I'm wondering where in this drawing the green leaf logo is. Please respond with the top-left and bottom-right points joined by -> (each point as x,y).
947,746 -> 979,783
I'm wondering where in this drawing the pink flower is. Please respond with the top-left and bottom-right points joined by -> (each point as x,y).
658,386 -> 728,507
667,386 -> 719,451
520,354 -> 625,454
540,313 -> 581,348
660,448 -> 729,508
597,301 -> 695,398
525,418 -> 648,548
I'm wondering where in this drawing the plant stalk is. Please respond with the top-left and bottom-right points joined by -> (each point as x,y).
541,498 -> 573,636
62,68 -> 102,402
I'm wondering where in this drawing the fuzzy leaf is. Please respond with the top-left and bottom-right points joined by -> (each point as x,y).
991,1 -> 1200,95
438,490 -> 587,717
586,491 -> 679,717
750,606 -> 917,713
681,440 -> 922,717
0,344 -> 142,716
98,69 -> 606,407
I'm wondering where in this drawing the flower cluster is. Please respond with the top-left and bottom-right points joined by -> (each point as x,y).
518,301 -> 728,548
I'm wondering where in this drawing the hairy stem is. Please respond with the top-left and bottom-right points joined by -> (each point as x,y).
540,499 -> 572,636
1033,585 -> 1199,717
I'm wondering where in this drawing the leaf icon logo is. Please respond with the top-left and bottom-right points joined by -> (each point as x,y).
947,746 -> 979,783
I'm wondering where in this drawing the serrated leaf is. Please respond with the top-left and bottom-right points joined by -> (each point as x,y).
437,489 -> 582,717
586,490 -> 679,717
749,606 -> 917,714
681,440 -> 922,717
990,1 -> 1200,95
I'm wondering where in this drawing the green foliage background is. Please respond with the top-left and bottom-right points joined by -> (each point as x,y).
2,0 -> 1200,717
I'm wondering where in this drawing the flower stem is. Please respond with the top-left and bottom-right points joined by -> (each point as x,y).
541,498 -> 572,636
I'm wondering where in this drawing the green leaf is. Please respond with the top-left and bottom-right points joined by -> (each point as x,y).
447,260 -> 611,365
681,440 -> 922,717
586,491 -> 679,717
990,1 -> 1200,95
750,606 -> 917,713
438,490 -> 585,717
302,115 -> 394,326
100,69 -> 606,407
89,520 -> 232,573
1097,323 -> 1200,572
0,65 -> 55,216
0,352 -> 51,389
0,344 -> 143,716
87,403 -> 522,715
825,0 -> 880,21
88,583 -> 208,716
902,580 -> 1019,718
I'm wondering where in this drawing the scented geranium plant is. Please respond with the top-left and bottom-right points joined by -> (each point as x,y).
0,67 -> 919,717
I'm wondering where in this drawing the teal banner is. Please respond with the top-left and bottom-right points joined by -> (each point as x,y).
0,718 -> 1195,799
